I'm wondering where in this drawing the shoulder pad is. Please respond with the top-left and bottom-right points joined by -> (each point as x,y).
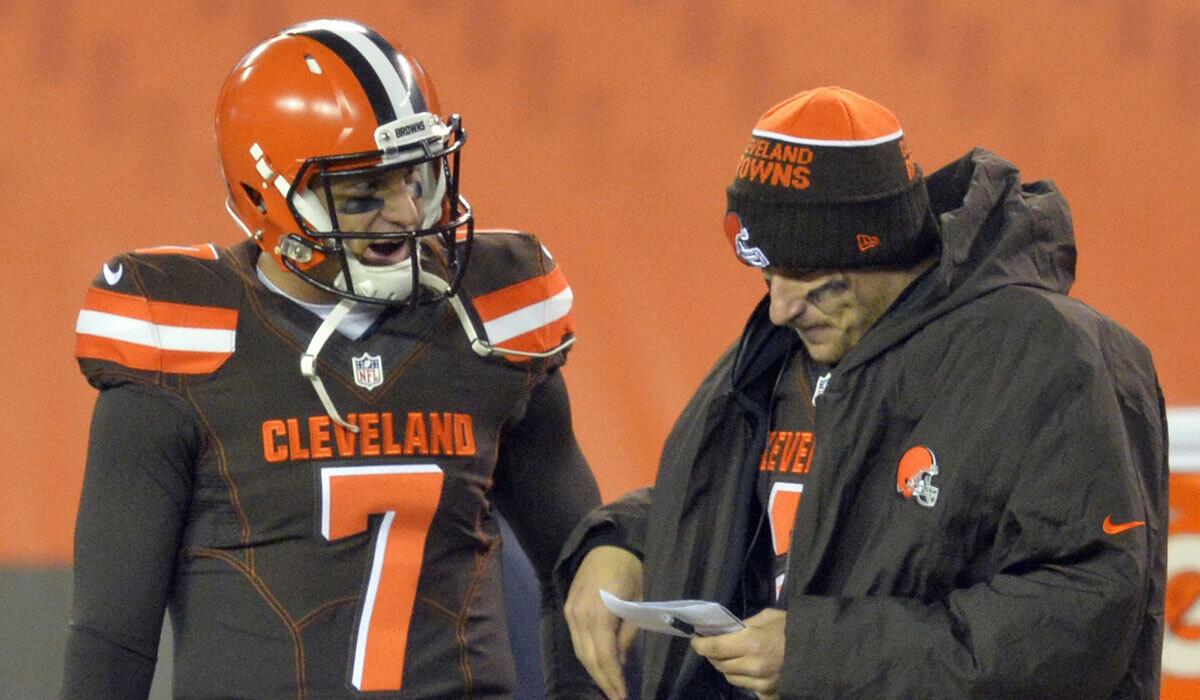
460,230 -> 575,361
75,244 -> 240,386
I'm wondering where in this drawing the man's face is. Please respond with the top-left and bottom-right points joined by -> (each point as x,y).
318,165 -> 430,259
764,267 -> 897,364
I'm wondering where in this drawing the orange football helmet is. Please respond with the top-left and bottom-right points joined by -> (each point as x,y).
215,19 -> 472,305
897,445 -> 940,508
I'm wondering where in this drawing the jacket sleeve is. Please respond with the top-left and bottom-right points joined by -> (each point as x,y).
551,338 -> 748,598
61,383 -> 199,699
778,328 -> 1167,697
550,343 -> 749,596
491,369 -> 605,698
552,488 -> 654,600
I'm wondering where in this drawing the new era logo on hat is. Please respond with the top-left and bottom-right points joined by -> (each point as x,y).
725,87 -> 937,271
857,234 -> 881,252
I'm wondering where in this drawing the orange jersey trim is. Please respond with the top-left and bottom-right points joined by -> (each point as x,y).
75,288 -> 238,374
489,313 -> 575,361
82,287 -> 239,330
133,243 -> 220,260
472,266 -> 569,323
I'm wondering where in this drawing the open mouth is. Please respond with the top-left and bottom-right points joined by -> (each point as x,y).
358,241 -> 411,266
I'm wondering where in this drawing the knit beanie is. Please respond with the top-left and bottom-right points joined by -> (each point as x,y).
725,86 -> 937,271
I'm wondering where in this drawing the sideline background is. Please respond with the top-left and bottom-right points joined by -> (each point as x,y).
1,2 -> 1197,695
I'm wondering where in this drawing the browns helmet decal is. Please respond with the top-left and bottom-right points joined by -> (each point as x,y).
897,445 -> 939,508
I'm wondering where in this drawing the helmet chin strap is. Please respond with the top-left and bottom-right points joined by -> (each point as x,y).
300,298 -> 359,432
305,249 -> 422,434
418,272 -> 577,359
297,272 -> 463,433
301,267 -> 575,433
334,254 -> 415,302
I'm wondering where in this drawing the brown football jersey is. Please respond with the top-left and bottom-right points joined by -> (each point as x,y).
68,235 -> 594,698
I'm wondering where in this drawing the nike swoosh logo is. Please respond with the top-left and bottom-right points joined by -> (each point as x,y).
1103,516 -> 1146,535
102,262 -> 123,286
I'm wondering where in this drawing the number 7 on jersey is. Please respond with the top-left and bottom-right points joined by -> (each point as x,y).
320,464 -> 445,692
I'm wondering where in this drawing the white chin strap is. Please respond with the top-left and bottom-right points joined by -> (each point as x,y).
419,273 -> 577,359
333,254 -> 416,302
301,269 -> 575,433
300,298 -> 359,432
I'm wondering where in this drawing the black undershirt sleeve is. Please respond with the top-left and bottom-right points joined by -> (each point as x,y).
491,369 -> 604,697
61,383 -> 199,700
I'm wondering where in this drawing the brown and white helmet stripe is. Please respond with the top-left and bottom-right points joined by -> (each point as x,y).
286,19 -> 430,128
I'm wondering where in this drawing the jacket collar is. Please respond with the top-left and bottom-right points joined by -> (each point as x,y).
731,295 -> 797,396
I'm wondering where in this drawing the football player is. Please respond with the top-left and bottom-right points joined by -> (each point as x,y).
63,19 -> 601,698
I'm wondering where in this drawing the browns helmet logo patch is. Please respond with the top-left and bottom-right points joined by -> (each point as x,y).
897,445 -> 939,507
725,211 -> 770,268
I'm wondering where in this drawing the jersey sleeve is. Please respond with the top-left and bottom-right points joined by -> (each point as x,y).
490,369 -> 604,697
74,245 -> 238,389
61,382 -> 202,698
460,231 -> 576,367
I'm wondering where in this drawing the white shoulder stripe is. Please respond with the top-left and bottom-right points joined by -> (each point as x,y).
76,310 -> 236,353
752,128 -> 904,148
483,287 -> 573,344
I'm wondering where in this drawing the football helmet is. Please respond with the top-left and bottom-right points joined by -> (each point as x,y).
215,19 -> 472,305
897,445 -> 939,508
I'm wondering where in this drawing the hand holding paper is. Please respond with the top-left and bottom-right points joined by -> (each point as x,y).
599,589 -> 745,638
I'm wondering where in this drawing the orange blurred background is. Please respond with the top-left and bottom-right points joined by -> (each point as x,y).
2,0 -> 1198,690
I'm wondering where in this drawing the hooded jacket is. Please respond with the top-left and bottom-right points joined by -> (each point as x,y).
557,149 -> 1168,698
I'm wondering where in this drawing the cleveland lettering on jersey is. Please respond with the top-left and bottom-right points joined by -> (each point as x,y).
758,430 -> 815,474
262,411 -> 478,462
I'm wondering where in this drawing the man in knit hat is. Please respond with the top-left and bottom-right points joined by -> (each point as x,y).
557,87 -> 1168,698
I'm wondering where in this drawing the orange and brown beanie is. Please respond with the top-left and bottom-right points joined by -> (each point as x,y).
724,86 -> 937,271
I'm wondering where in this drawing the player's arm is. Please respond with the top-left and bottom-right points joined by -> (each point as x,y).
490,368 -> 608,698
61,383 -> 199,699
557,494 -> 650,700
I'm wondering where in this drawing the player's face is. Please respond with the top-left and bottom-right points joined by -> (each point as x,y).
316,165 -> 430,266
764,268 -> 895,364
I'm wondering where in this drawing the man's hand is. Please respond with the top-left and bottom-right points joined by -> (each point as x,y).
564,545 -> 643,700
691,608 -> 786,699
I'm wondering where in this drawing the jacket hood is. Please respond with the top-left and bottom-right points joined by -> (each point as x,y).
837,147 -> 1077,372
930,147 -> 1075,299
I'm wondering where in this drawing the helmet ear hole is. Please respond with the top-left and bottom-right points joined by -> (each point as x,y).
241,182 -> 268,214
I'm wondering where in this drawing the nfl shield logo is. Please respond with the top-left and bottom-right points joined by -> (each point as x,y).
351,352 -> 384,391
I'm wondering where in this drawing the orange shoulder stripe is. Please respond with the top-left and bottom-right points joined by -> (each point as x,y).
82,288 -> 238,330
490,313 -> 575,363
133,243 -> 220,260
473,266 -> 569,323
76,288 -> 237,374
